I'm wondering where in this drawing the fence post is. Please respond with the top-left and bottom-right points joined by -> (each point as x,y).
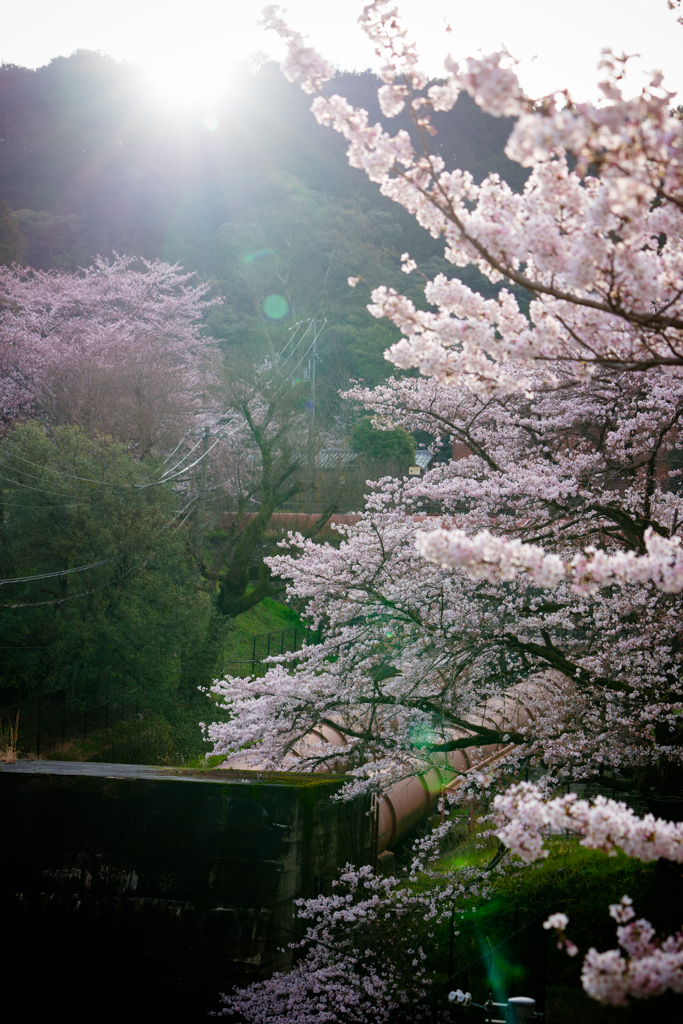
252,634 -> 256,671
294,627 -> 298,652
36,695 -> 41,757
280,631 -> 285,655
448,905 -> 455,979
267,633 -> 271,657
83,710 -> 87,739
61,692 -> 66,744
105,689 -> 109,729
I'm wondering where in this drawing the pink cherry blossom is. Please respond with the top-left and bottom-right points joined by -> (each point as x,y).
0,255 -> 218,451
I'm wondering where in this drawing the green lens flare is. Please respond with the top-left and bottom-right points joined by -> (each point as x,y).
263,294 -> 288,319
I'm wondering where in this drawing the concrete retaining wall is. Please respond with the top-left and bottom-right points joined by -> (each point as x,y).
0,760 -> 371,991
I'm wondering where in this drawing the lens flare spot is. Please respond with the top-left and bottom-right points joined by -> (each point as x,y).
408,721 -> 435,749
244,250 -> 274,264
202,116 -> 219,132
263,294 -> 288,319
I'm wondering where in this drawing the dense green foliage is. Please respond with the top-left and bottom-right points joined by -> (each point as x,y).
429,838 -> 675,1023
0,423 -> 227,753
350,416 -> 415,468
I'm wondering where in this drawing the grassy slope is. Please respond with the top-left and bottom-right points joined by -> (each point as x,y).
415,833 -> 683,1023
220,594 -> 310,678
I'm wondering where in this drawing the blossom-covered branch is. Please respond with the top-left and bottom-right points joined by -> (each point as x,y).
494,782 -> 683,863
263,1 -> 683,381
417,525 -> 683,594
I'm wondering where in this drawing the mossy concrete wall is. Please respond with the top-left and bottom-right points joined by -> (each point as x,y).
0,761 -> 371,986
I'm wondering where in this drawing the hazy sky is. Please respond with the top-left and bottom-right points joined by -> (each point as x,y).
3,0 -> 682,105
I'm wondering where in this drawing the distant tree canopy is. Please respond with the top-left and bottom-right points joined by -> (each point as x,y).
0,199 -> 26,266
0,422 -> 227,705
0,51 -> 528,407
350,417 -> 415,468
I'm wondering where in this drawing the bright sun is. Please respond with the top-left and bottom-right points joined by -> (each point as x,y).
142,56 -> 234,105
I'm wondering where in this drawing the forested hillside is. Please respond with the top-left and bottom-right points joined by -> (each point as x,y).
0,50 -> 528,762
0,51 -> 526,385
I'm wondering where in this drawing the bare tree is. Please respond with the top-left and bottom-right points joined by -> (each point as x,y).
198,357 -> 339,617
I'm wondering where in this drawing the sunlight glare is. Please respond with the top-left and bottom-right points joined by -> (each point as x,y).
143,55 -> 234,105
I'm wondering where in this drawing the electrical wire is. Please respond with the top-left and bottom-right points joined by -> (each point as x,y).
0,557 -> 118,587
265,320 -> 312,386
161,493 -> 198,532
172,497 -> 199,533
0,469 -> 78,499
137,435 -> 225,489
0,560 -> 147,608
269,336 -> 318,403
160,433 -> 204,480
161,432 -> 190,465
0,500 -> 87,509
0,451 -> 125,489
0,432 -> 224,493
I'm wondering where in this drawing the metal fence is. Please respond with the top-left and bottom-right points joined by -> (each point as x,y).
387,910 -> 547,1023
0,684 -> 143,758
225,624 -> 323,672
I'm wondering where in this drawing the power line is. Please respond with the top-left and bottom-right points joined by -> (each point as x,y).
161,432 -> 190,466
268,320 -> 313,380
0,560 -> 147,608
138,434 -> 225,488
161,493 -> 198,532
265,319 -> 312,387
160,433 -> 204,480
0,557 -> 118,588
0,451 -> 127,490
0,500 -> 86,509
0,432 -> 225,493
0,469 -> 77,499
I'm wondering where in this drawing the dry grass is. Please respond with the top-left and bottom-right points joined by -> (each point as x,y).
0,711 -> 19,762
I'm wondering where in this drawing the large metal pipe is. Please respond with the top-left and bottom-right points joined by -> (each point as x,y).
220,691 -> 531,853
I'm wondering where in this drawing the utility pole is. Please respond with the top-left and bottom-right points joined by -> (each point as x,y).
306,318 -> 325,502
307,325 -> 317,478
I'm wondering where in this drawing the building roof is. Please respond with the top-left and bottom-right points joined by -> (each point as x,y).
414,449 -> 433,469
317,448 -> 359,469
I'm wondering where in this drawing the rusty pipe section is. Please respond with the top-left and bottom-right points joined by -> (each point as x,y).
375,695 -> 532,852
221,691 -> 532,853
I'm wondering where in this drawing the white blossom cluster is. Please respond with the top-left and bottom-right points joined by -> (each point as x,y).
212,5 -> 683,1017
504,792 -> 683,1006
581,896 -> 683,1006
494,782 -> 683,863
216,862 -> 491,1022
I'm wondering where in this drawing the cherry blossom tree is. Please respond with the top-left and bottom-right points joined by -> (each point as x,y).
207,363 -> 683,812
216,861 -> 496,1022
206,3 -> 683,805
205,2 -> 683,1017
0,254 -> 218,453
259,0 -> 683,590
